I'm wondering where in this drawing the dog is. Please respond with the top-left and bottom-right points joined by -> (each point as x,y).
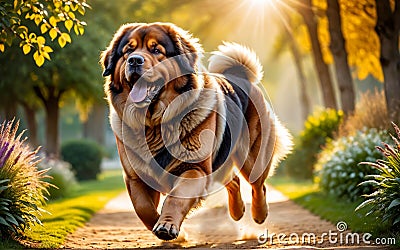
101,22 -> 292,241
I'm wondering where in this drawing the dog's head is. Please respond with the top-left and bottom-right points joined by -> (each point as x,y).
101,22 -> 203,109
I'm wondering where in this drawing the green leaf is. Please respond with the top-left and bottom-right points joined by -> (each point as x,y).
388,198 -> 400,210
0,179 -> 10,185
393,217 -> 400,226
0,216 -> 11,227
355,198 -> 374,211
5,213 -> 19,226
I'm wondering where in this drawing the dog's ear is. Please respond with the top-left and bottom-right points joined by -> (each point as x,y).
101,23 -> 142,77
164,23 -> 203,74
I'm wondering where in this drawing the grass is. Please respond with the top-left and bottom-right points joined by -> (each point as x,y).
0,169 -> 125,249
268,176 -> 398,244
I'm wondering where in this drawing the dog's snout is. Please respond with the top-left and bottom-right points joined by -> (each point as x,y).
128,54 -> 145,67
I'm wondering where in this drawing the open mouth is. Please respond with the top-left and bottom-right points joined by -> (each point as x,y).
128,73 -> 164,107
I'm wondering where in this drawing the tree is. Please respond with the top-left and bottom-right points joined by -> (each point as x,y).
326,0 -> 355,114
293,0 -> 338,110
272,11 -> 311,121
0,0 -> 89,66
374,0 -> 400,121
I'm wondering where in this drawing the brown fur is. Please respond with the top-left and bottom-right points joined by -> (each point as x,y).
101,22 -> 293,241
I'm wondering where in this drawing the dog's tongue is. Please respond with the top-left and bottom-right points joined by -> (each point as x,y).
129,82 -> 147,103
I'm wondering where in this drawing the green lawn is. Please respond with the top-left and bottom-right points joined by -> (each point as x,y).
1,169 -> 125,249
268,176 -> 399,246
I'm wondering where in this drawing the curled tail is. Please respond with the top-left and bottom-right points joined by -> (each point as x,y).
208,42 -> 263,84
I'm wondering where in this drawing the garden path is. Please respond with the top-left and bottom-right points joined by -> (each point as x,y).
63,176 -> 384,249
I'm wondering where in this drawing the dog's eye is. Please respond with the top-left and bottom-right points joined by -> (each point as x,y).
151,48 -> 161,54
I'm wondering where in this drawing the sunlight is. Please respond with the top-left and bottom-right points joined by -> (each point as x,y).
249,0 -> 272,7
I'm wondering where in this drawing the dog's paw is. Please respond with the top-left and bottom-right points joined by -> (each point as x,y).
152,222 -> 179,241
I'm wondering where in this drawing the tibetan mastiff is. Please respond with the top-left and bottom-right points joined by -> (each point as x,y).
101,22 -> 292,241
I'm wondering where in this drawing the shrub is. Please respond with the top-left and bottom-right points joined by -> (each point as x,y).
283,108 -> 344,179
316,128 -> 389,201
339,89 -> 390,137
0,120 -> 50,237
38,158 -> 77,200
61,139 -> 102,181
357,123 -> 400,229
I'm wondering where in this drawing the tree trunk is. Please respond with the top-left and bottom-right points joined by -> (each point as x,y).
327,0 -> 355,114
298,0 -> 338,110
34,85 -> 62,157
22,103 -> 39,148
3,102 -> 17,120
83,104 -> 106,145
44,95 -> 60,157
375,0 -> 400,122
283,18 -> 311,121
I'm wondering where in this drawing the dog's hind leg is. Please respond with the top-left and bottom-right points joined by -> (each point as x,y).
225,175 -> 245,221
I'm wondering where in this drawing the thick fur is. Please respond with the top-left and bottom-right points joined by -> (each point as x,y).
101,22 -> 292,241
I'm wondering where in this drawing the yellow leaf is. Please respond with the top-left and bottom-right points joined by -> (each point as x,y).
41,23 -> 49,34
58,36 -> 66,48
58,33 -> 72,48
34,14 -> 42,26
33,51 -> 45,67
62,33 -> 71,43
78,26 -> 84,35
68,12 -> 75,19
37,36 -> 45,45
54,1 -> 62,9
0,44 -> 4,52
49,16 -> 57,27
74,24 -> 79,35
64,5 -> 70,12
49,28 -> 58,40
42,52 -> 51,60
23,44 -> 31,54
65,19 -> 73,32
43,46 -> 53,53
73,24 -> 85,35
71,3 -> 78,11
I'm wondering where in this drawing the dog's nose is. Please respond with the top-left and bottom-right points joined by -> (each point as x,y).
127,54 -> 145,67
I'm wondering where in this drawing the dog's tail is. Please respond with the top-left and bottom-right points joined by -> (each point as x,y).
208,42 -> 263,84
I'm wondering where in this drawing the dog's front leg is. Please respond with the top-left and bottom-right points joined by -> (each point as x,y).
115,135 -> 160,230
124,174 -> 160,230
152,168 -> 207,240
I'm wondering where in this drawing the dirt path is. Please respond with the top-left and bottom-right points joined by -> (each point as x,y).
63,177 -> 380,249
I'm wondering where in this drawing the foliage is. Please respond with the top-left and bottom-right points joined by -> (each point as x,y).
37,157 -> 76,199
293,0 -> 383,82
0,119 -> 50,237
357,123 -> 400,229
61,139 -> 102,181
0,0 -> 90,66
283,108 -> 344,179
339,89 -> 390,137
316,128 -> 389,202
1,170 -> 125,248
269,176 -> 388,236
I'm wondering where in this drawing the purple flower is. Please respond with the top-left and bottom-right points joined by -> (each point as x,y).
0,142 -> 14,168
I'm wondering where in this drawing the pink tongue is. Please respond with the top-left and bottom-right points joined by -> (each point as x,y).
129,82 -> 147,103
